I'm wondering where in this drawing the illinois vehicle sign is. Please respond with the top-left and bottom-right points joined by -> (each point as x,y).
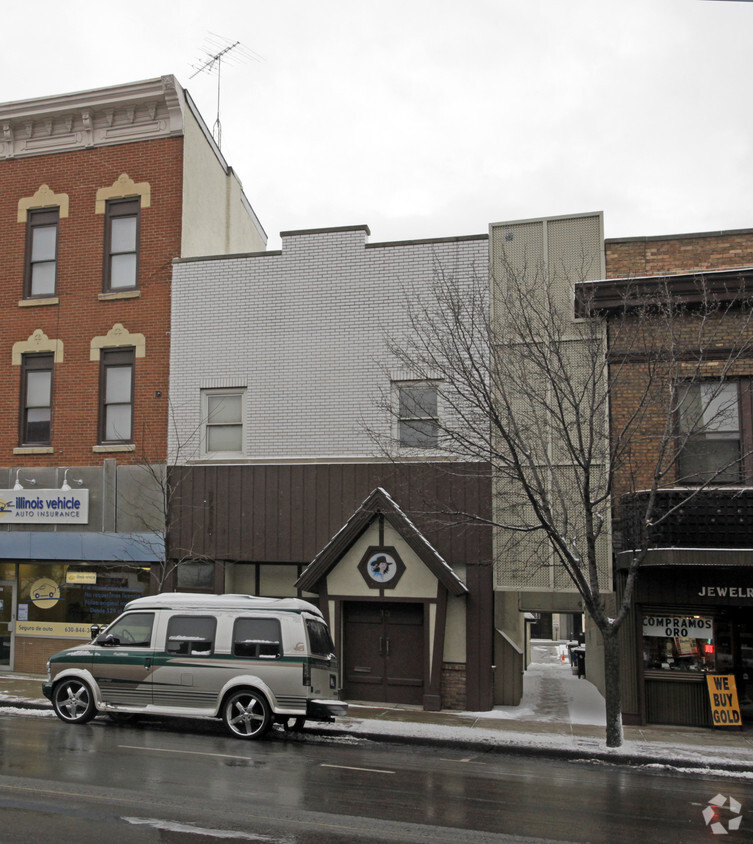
0,489 -> 89,524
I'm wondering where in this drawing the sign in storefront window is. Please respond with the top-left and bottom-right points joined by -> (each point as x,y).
643,614 -> 715,672
18,563 -> 150,633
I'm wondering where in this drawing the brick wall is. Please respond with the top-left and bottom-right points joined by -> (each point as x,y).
0,137 -> 183,467
169,228 -> 488,460
606,229 -> 753,278
440,661 -> 467,710
605,229 -> 753,507
13,635 -> 75,675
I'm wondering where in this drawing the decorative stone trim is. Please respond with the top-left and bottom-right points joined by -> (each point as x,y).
98,290 -> 141,301
13,446 -> 54,455
0,76 -> 185,160
12,329 -> 64,365
17,184 -> 69,222
95,173 -> 150,214
92,444 -> 136,453
89,323 -> 145,360
18,297 -> 59,307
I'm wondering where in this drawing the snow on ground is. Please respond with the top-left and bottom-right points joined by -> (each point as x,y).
471,642 -> 606,726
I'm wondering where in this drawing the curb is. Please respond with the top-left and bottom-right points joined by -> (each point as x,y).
0,699 -> 51,711
310,726 -> 753,775
3,696 -> 751,775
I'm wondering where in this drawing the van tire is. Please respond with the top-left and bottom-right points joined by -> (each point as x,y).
52,679 -> 97,724
222,689 -> 271,739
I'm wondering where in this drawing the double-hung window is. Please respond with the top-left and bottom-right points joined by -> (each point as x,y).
104,198 -> 140,291
20,353 -> 53,445
202,390 -> 244,456
677,380 -> 741,483
99,348 -> 134,443
25,208 -> 59,298
397,382 -> 439,448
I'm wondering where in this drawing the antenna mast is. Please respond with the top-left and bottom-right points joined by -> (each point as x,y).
190,39 -> 240,149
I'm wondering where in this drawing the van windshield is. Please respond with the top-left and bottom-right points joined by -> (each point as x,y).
101,612 -> 154,647
305,618 -> 335,658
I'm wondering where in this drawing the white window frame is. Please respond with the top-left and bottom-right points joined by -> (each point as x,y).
393,380 -> 441,451
200,388 -> 246,459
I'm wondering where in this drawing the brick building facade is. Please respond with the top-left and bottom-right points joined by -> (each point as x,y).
167,226 -> 494,711
0,76 -> 266,672
584,227 -> 753,726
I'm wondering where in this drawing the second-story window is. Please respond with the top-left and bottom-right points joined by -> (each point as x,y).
676,380 -> 741,484
20,353 -> 53,445
201,390 -> 244,457
25,208 -> 59,298
397,382 -> 439,448
104,198 -> 140,291
99,348 -> 134,443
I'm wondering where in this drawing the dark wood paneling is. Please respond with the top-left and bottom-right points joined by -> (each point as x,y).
168,463 -> 492,566
645,677 -> 711,727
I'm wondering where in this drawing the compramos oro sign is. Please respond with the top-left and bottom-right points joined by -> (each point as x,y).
0,489 -> 89,524
642,615 -> 713,638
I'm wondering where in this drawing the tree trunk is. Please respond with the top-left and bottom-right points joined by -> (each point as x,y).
603,629 -> 624,747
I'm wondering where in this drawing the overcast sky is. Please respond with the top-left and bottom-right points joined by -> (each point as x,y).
3,1 -> 751,249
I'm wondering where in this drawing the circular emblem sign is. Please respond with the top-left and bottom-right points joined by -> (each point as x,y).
366,552 -> 398,584
30,577 -> 60,609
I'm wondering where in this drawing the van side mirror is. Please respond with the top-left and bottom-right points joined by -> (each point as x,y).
90,625 -> 102,639
96,633 -> 120,647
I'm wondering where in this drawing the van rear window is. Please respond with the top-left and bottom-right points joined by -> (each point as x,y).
305,619 -> 334,658
232,617 -> 282,659
166,615 -> 216,656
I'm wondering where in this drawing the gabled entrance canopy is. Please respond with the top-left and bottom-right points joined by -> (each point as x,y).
296,487 -> 468,596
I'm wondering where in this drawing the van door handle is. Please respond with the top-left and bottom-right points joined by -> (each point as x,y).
385,638 -> 391,657
144,657 -> 152,669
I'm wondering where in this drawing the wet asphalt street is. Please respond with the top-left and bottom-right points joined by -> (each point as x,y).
0,711 -> 751,843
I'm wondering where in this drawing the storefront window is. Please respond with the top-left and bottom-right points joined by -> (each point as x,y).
18,563 -> 150,626
643,614 -> 716,673
176,561 -> 215,592
0,563 -> 16,580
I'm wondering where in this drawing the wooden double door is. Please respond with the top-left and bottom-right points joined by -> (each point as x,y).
343,601 -> 425,705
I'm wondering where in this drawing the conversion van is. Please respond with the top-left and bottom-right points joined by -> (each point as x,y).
43,593 -> 347,739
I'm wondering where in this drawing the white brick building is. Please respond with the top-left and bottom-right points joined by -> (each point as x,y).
169,225 -> 487,462
167,224 -> 495,711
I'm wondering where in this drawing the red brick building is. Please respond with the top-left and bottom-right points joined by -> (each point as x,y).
587,227 -> 753,726
0,76 -> 266,672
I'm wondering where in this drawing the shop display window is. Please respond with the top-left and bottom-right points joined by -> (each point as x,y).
643,614 -> 716,673
19,563 -> 150,626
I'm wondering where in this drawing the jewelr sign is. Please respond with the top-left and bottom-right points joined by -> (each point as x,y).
0,489 -> 89,524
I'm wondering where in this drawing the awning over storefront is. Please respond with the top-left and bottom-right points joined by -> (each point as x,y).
0,531 -> 164,562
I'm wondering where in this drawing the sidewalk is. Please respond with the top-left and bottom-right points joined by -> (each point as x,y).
2,643 -> 752,776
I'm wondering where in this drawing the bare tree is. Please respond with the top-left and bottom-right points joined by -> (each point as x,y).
117,406 -> 213,593
382,252 -> 753,748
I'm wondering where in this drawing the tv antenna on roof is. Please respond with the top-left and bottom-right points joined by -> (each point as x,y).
190,34 -> 262,149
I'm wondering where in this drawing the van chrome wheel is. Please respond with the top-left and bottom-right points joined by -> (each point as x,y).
222,689 -> 271,739
52,679 -> 96,724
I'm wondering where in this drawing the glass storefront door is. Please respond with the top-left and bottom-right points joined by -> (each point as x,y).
0,582 -> 16,669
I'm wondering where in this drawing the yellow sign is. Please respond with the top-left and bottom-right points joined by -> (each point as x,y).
29,577 -> 61,609
706,674 -> 742,727
15,621 -> 92,639
66,571 -> 97,584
